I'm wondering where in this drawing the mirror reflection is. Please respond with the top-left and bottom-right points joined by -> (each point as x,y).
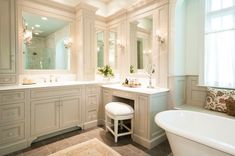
109,31 -> 117,69
22,11 -> 71,70
97,31 -> 104,67
130,16 -> 152,71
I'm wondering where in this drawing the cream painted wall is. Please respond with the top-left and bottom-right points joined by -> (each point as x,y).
170,0 -> 204,76
173,0 -> 186,76
185,0 -> 202,75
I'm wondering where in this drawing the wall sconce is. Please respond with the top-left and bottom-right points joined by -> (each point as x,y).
23,29 -> 33,45
156,30 -> 165,44
22,18 -> 32,45
117,40 -> 125,50
143,49 -> 152,55
64,38 -> 72,49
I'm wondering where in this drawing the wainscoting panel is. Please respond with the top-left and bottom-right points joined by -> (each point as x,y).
186,76 -> 206,106
168,76 -> 186,109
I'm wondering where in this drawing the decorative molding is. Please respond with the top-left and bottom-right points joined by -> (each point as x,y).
186,75 -> 206,106
0,75 -> 16,85
106,9 -> 127,23
168,75 -> 207,108
18,0 -> 75,14
168,76 -> 186,109
75,2 -> 97,13
18,0 -> 75,22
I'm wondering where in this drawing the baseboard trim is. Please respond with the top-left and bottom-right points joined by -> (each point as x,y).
132,132 -> 166,149
0,140 -> 28,156
83,120 -> 98,130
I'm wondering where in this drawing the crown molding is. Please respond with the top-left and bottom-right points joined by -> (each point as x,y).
106,9 -> 127,22
18,0 -> 76,14
75,2 -> 98,13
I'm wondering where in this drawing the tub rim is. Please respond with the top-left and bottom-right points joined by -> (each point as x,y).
155,110 -> 235,155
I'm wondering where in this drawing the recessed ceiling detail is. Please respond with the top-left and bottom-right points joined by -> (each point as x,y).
50,0 -> 140,17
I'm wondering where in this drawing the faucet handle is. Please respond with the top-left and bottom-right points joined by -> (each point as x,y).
41,77 -> 47,83
49,75 -> 54,83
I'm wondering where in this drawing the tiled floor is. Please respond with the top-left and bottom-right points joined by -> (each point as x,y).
7,127 -> 172,156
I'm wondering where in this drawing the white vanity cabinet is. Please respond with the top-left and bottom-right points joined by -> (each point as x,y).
134,93 -> 169,148
30,98 -> 60,136
0,89 -> 29,155
101,85 -> 169,149
30,86 -> 82,140
100,88 -> 112,122
134,95 -> 148,138
0,0 -> 17,85
60,96 -> 82,129
84,85 -> 100,129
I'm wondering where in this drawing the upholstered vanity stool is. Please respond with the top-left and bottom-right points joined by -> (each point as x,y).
105,102 -> 134,142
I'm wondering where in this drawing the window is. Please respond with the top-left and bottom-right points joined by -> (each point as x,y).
204,0 -> 235,88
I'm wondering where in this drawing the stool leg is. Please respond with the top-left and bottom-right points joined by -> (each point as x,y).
131,118 -> 134,139
114,119 -> 118,143
120,120 -> 123,130
105,113 -> 108,132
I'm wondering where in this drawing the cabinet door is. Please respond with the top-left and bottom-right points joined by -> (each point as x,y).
85,94 -> 99,122
31,99 -> 60,136
60,96 -> 82,129
0,0 -> 16,74
134,95 -> 148,138
100,89 -> 112,120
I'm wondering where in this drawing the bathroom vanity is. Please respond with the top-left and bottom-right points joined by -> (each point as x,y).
0,82 -> 168,154
102,84 -> 169,149
0,82 -> 101,155
0,0 -> 170,154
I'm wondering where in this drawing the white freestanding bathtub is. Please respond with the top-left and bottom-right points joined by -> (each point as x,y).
155,110 -> 235,156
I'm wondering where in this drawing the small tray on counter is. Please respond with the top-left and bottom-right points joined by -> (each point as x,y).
122,83 -> 141,88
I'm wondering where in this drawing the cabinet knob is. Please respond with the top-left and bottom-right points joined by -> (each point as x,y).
8,132 -> 13,136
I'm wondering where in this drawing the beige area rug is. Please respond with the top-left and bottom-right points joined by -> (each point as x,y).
49,138 -> 121,156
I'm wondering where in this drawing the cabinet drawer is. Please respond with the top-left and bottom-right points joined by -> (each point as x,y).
0,91 -> 25,104
113,90 -> 134,100
86,109 -> 97,122
31,86 -> 82,99
0,75 -> 16,85
0,122 -> 25,145
86,94 -> 99,108
86,86 -> 99,95
0,103 -> 24,123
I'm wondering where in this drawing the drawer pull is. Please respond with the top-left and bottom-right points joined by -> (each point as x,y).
8,132 -> 14,136
7,112 -> 14,116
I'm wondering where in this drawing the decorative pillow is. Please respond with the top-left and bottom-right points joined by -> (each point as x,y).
225,96 -> 235,116
205,87 -> 235,113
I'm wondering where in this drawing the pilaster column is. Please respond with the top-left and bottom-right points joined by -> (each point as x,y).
129,21 -> 138,70
75,3 -> 97,80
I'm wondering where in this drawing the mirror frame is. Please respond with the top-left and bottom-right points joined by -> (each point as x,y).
18,4 -> 76,74
128,13 -> 154,75
107,26 -> 119,74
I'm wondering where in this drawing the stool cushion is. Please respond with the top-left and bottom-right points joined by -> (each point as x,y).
105,102 -> 134,116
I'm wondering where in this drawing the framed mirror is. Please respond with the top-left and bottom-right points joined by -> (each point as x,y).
22,11 -> 72,71
130,16 -> 153,73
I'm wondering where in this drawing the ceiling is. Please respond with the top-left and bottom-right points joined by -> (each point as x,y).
50,0 -> 140,17
23,12 -> 69,37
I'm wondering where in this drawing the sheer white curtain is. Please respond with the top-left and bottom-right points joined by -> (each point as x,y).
205,0 -> 235,88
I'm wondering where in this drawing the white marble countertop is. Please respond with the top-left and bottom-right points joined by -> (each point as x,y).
102,84 -> 169,95
0,80 -> 120,91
